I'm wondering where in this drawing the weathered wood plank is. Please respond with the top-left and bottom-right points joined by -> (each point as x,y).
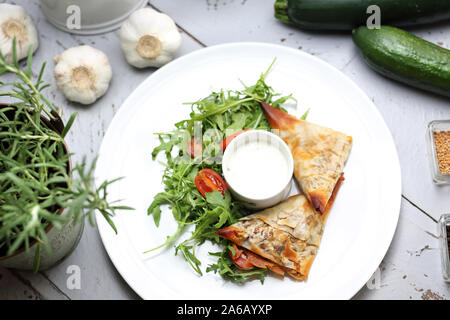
0,268 -> 42,300
355,198 -> 449,300
0,267 -> 72,300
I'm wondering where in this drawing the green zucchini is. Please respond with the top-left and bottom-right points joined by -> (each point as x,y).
274,0 -> 450,30
352,26 -> 450,98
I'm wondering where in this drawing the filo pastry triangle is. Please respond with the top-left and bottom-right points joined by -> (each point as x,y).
260,102 -> 352,214
216,103 -> 351,280
216,180 -> 342,280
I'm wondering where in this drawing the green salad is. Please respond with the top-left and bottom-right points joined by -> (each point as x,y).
147,62 -> 307,283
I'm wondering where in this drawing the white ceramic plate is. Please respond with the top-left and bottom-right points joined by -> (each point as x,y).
95,42 -> 401,300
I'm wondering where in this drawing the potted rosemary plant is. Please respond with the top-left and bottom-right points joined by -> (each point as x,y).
0,41 -> 130,271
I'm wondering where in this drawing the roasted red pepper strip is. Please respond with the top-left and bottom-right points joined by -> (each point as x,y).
228,244 -> 254,269
228,243 -> 286,276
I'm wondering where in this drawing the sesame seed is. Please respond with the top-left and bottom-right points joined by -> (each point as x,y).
433,131 -> 450,175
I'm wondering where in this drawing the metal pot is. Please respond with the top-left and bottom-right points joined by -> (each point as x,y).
0,210 -> 84,271
39,0 -> 148,35
0,106 -> 84,271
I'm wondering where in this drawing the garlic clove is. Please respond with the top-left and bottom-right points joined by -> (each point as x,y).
53,45 -> 112,105
0,3 -> 39,63
119,8 -> 181,68
129,8 -> 177,36
160,30 -> 184,54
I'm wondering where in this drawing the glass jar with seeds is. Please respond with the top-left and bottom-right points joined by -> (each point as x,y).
427,120 -> 450,184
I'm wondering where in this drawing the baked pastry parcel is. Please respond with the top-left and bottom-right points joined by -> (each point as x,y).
217,178 -> 342,280
217,103 -> 351,280
260,101 -> 352,214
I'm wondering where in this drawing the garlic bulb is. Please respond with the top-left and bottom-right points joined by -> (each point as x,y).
119,8 -> 181,68
0,3 -> 39,62
54,46 -> 112,105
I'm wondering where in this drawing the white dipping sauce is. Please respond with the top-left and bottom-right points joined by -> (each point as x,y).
224,140 -> 291,199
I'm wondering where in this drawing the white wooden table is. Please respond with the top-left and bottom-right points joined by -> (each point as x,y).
0,0 -> 449,300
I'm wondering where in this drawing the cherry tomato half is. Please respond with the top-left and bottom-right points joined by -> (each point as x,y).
194,169 -> 228,198
188,138 -> 202,158
221,129 -> 249,150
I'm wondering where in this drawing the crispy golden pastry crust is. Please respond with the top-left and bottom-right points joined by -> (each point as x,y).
217,177 -> 342,281
260,102 -> 352,214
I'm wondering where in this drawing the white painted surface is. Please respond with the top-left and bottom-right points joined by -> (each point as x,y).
0,0 -> 448,300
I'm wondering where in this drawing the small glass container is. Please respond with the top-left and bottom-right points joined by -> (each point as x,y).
426,120 -> 450,184
438,214 -> 450,282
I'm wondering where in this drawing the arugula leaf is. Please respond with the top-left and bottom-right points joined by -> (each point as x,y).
205,190 -> 231,209
301,108 -> 310,120
226,113 -> 248,133
148,205 -> 162,227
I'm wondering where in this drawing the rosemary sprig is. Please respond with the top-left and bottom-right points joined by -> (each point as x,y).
0,39 -> 132,267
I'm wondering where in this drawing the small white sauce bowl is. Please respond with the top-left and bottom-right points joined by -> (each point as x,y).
222,130 -> 294,209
